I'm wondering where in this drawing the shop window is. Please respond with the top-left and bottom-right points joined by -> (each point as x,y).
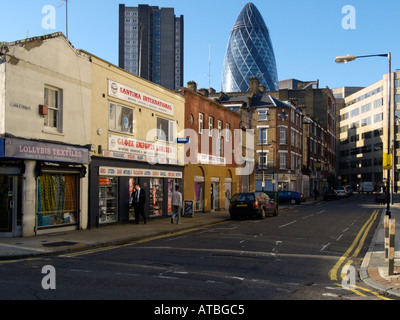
167,179 -> 175,215
109,102 -> 134,135
37,174 -> 79,228
99,177 -> 119,224
150,178 -> 163,217
44,86 -> 63,132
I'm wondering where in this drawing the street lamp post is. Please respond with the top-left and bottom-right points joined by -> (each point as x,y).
267,140 -> 277,193
335,53 -> 392,218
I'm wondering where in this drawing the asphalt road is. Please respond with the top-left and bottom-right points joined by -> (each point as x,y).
0,194 -> 394,304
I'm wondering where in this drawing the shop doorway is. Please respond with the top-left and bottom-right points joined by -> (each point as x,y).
211,182 -> 219,212
225,181 -> 232,210
194,176 -> 204,212
0,176 -> 21,236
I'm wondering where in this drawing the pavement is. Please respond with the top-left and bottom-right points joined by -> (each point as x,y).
360,196 -> 400,298
1,194 -> 400,298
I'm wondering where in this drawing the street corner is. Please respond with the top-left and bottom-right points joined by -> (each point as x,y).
366,266 -> 400,295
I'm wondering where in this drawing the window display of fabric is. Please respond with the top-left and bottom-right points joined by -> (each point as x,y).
64,175 -> 76,211
37,174 -> 78,227
64,175 -> 77,222
39,175 -> 55,213
54,175 -> 65,225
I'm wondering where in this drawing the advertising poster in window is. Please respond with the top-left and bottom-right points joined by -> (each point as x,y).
184,200 -> 194,217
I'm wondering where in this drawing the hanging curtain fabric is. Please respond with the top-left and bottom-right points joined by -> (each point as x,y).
54,175 -> 65,225
40,175 -> 55,213
37,178 -> 43,226
64,175 -> 77,222
39,175 -> 55,226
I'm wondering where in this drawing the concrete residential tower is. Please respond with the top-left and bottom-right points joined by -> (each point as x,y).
119,4 -> 184,90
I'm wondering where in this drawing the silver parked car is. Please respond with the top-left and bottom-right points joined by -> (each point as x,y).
336,186 -> 349,198
344,185 -> 353,195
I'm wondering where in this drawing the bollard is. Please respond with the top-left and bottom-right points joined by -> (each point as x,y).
385,215 -> 389,259
388,219 -> 396,276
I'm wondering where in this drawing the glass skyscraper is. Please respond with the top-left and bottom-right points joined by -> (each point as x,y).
221,2 -> 278,92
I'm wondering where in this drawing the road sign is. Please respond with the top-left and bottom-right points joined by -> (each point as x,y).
383,152 -> 392,170
177,137 -> 190,144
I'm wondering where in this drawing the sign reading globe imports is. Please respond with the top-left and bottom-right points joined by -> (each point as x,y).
108,80 -> 174,116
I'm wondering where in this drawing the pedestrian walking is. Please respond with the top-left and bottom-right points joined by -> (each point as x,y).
132,183 -> 146,224
171,185 -> 183,224
313,187 -> 319,200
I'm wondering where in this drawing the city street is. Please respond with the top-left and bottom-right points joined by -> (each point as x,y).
0,194 -> 394,302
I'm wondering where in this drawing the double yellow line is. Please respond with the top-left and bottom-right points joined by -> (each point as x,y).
328,209 -> 391,299
329,209 -> 379,281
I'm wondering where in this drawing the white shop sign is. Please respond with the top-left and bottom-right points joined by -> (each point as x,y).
108,80 -> 174,116
108,134 -> 176,161
99,166 -> 183,179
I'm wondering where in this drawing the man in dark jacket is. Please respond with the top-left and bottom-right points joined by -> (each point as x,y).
132,183 -> 146,224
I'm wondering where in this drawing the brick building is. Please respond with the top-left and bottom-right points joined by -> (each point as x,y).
180,83 -> 242,212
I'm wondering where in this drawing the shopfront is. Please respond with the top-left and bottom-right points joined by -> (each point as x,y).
36,167 -> 81,228
89,155 -> 183,228
192,176 -> 203,212
0,138 -> 90,237
185,164 -> 238,213
0,163 -> 23,237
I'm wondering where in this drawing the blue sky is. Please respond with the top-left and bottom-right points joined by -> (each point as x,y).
1,0 -> 399,92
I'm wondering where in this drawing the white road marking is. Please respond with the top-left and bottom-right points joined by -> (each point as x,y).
320,243 -> 331,252
279,220 -> 297,228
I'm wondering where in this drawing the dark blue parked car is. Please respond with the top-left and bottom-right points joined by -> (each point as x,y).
229,192 -> 278,219
278,191 -> 305,205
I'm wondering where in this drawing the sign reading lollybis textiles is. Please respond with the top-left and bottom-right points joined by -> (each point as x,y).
3,138 -> 90,164
108,80 -> 174,116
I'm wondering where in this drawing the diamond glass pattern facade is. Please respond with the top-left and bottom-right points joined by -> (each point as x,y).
221,3 -> 278,92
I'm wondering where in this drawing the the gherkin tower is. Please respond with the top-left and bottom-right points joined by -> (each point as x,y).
221,2 -> 278,92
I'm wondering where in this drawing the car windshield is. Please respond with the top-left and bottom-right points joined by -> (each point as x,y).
231,193 -> 255,202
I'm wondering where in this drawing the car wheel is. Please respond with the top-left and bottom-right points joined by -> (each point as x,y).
290,199 -> 296,205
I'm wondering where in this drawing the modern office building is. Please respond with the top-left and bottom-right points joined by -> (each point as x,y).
221,2 -> 278,93
332,87 -> 364,104
119,4 -> 184,91
338,72 -> 400,191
